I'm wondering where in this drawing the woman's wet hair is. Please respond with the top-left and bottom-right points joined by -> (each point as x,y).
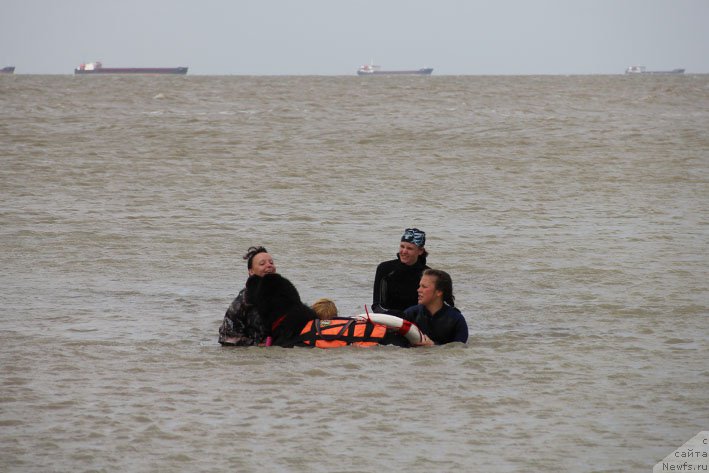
423,268 -> 455,307
243,246 -> 268,270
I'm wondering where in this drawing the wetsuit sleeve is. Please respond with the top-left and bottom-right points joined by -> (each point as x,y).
452,313 -> 469,343
372,262 -> 385,312
219,290 -> 258,346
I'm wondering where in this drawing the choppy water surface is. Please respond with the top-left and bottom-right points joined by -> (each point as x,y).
1,74 -> 708,472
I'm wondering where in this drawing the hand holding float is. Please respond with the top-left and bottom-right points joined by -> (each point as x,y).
354,308 -> 433,347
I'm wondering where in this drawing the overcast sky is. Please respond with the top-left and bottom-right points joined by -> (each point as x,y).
2,0 -> 708,75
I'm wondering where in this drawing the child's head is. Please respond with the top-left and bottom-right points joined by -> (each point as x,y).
311,298 -> 338,320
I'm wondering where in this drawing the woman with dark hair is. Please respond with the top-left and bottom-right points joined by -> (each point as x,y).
218,246 -> 276,346
372,228 -> 430,316
401,269 -> 468,345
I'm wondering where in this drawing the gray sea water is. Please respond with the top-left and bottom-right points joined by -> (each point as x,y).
1,74 -> 707,472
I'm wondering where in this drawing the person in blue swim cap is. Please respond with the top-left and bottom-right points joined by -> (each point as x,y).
371,228 -> 430,316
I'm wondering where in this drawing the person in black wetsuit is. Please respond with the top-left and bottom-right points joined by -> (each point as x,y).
402,269 -> 468,345
372,228 -> 430,316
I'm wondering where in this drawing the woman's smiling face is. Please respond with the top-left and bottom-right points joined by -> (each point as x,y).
249,252 -> 276,276
399,241 -> 424,266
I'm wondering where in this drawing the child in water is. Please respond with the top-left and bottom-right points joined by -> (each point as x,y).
311,298 -> 338,320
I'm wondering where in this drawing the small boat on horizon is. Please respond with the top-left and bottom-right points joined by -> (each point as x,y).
625,65 -> 685,75
356,62 -> 433,76
74,61 -> 188,75
1,66 -> 15,74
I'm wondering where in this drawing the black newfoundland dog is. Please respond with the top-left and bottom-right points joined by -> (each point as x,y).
245,273 -> 316,347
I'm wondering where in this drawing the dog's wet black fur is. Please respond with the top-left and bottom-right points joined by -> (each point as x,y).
246,273 -> 316,347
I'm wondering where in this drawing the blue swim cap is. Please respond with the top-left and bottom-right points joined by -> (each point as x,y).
401,228 -> 426,247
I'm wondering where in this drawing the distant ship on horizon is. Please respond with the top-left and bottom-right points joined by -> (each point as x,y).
1,66 -> 15,74
356,62 -> 433,76
625,65 -> 685,75
74,61 -> 188,75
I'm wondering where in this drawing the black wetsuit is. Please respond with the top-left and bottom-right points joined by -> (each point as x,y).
372,255 -> 429,316
402,304 -> 469,345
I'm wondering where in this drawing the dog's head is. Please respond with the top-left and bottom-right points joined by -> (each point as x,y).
245,273 -> 315,346
246,273 -> 301,320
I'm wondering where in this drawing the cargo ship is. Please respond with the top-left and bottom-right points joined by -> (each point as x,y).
74,62 -> 188,75
1,66 -> 15,74
625,65 -> 685,75
357,63 -> 433,76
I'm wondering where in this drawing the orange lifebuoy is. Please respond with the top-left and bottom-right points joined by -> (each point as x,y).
353,313 -> 432,346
